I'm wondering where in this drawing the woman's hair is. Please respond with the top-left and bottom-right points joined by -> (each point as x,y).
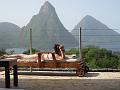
60,45 -> 65,52
53,44 -> 65,56
54,44 -> 60,55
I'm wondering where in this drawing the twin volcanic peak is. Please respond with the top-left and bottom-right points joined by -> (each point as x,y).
0,1 -> 120,51
22,1 -> 78,50
71,15 -> 120,50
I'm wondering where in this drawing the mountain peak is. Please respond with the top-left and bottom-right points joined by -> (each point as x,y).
44,1 -> 52,6
83,15 -> 97,21
39,1 -> 55,14
84,15 -> 94,18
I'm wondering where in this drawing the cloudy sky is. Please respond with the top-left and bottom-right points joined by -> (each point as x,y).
0,0 -> 120,32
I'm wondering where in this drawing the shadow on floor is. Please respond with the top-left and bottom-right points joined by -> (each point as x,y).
18,71 -> 99,77
84,72 -> 99,77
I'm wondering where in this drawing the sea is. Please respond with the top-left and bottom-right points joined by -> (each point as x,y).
6,48 -> 26,54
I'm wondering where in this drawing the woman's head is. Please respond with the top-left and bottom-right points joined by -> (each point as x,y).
54,44 -> 65,55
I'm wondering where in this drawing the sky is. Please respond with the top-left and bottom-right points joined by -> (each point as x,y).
0,0 -> 120,32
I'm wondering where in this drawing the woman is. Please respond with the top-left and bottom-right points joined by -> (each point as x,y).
1,44 -> 65,61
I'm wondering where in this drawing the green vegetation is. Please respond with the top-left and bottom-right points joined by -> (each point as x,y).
65,46 -> 120,69
0,49 -> 7,56
0,46 -> 120,69
0,49 -> 15,56
23,48 -> 40,55
65,48 -> 79,56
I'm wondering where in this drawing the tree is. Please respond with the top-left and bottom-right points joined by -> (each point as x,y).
0,49 -> 7,56
82,46 -> 119,69
65,48 -> 79,56
23,48 -> 40,55
65,46 -> 120,69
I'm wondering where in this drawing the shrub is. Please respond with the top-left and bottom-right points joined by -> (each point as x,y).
23,48 -> 40,55
0,49 -> 7,56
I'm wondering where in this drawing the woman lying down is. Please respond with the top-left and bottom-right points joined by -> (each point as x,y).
1,44 -> 65,62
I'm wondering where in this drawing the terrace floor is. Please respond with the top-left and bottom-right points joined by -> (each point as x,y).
0,71 -> 120,90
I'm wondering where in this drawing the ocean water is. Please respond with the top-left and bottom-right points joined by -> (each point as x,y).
6,48 -> 26,54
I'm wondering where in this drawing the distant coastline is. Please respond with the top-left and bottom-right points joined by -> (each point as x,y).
6,48 -> 26,54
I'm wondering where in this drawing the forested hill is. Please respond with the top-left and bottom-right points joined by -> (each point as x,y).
21,1 -> 78,50
71,15 -> 120,51
0,22 -> 21,49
